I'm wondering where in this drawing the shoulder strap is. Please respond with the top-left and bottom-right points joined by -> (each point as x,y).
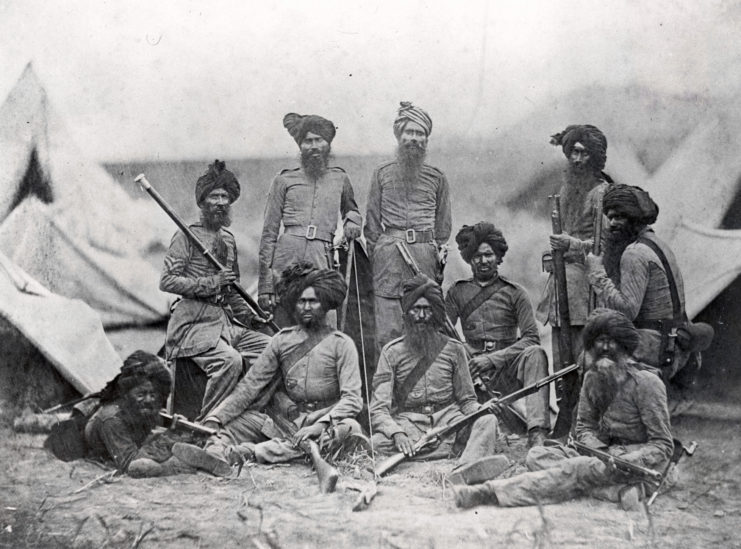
459,280 -> 507,323
393,335 -> 448,409
283,328 -> 334,376
637,237 -> 684,321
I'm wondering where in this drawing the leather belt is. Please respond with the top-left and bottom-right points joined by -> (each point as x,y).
466,338 -> 515,353
296,399 -> 335,413
634,319 -> 683,332
384,227 -> 435,244
284,225 -> 334,243
401,402 -> 448,415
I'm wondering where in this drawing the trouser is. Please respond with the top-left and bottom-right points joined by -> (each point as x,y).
374,295 -> 403,355
208,408 -> 361,464
479,443 -> 632,506
371,405 -> 499,465
189,325 -> 271,420
486,345 -> 550,431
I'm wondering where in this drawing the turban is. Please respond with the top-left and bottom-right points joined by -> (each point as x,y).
400,274 -> 445,323
276,262 -> 347,314
550,124 -> 607,172
195,160 -> 241,207
282,113 -> 336,145
603,184 -> 659,225
582,308 -> 640,355
455,222 -> 508,264
99,350 -> 171,403
393,101 -> 433,139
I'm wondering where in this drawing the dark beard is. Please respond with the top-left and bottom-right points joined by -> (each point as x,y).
297,310 -> 328,331
396,143 -> 426,182
301,148 -> 330,180
603,223 -> 642,284
581,358 -> 621,416
201,204 -> 232,231
560,166 -> 600,233
403,315 -> 441,356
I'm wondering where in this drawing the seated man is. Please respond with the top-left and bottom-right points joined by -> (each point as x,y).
82,351 -> 196,477
453,309 -> 674,510
370,274 -> 499,466
446,222 -> 550,447
174,264 -> 363,472
160,160 -> 270,420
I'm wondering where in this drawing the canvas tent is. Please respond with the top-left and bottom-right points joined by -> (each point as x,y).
0,63 -> 171,327
0,250 -> 122,412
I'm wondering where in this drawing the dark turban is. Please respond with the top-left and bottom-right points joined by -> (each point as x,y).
400,274 -> 445,324
550,124 -> 607,172
195,160 -> 241,207
455,222 -> 508,264
282,113 -> 336,145
276,262 -> 347,315
99,350 -> 171,403
582,308 -> 640,355
603,184 -> 659,225
393,101 -> 432,139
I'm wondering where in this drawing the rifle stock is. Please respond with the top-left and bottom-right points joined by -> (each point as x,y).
159,411 -> 217,437
569,438 -> 663,483
375,363 -> 579,477
135,174 -> 279,333
299,439 -> 339,493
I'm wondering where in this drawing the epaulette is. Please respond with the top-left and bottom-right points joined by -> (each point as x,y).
279,167 -> 301,175
382,335 -> 405,350
421,163 -> 444,177
219,227 -> 234,237
375,160 -> 397,173
328,166 -> 346,173
452,278 -> 475,287
497,275 -> 518,288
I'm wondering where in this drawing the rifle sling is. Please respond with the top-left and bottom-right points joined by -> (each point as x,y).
393,335 -> 448,411
636,237 -> 684,322
458,279 -> 507,324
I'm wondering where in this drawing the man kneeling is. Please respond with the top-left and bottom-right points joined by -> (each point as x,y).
370,275 -> 499,471
174,264 -> 363,473
453,309 -> 673,510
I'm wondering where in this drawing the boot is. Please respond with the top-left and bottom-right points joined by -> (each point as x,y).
447,455 -> 511,485
172,442 -> 232,477
527,427 -> 549,448
453,483 -> 499,509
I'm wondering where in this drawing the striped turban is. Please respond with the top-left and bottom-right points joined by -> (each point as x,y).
582,308 -> 640,355
550,124 -> 607,172
603,184 -> 659,226
277,262 -> 347,315
283,113 -> 336,145
393,101 -> 432,139
195,160 -> 241,206
400,274 -> 445,324
455,222 -> 509,264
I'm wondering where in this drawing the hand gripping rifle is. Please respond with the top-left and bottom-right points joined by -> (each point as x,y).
549,194 -> 578,438
375,363 -> 579,477
135,174 -> 279,333
568,436 -> 663,483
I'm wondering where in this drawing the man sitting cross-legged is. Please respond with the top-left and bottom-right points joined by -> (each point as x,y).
173,263 -> 363,474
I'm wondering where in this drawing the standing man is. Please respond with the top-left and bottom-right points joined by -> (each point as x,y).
586,184 -> 710,380
370,275 -> 498,466
453,309 -> 674,510
175,264 -> 363,471
258,113 -> 362,325
446,222 -> 550,447
160,160 -> 270,420
364,101 -> 452,353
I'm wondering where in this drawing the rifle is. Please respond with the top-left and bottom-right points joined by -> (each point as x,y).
375,363 -> 579,477
43,392 -> 100,414
298,439 -> 340,493
588,191 -> 604,313
549,194 -> 578,438
135,174 -> 279,333
568,436 -> 663,483
160,411 -> 217,437
395,240 -> 527,431
647,439 -> 697,506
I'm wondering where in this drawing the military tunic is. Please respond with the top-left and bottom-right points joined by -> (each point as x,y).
364,161 -> 452,351
446,276 -> 549,430
258,167 -> 361,296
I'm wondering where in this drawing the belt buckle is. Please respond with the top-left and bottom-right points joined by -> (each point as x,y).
423,405 -> 433,415
305,402 -> 317,411
484,341 -> 496,352
405,228 -> 416,244
306,225 -> 317,240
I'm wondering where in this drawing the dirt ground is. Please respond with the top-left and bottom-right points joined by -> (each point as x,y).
1,409 -> 739,549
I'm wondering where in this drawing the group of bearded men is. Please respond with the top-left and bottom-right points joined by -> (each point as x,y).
75,103 -> 710,512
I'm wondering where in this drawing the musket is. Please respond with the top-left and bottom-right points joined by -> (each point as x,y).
549,194 -> 578,438
298,439 -> 340,494
568,437 -> 663,483
375,363 -> 579,477
160,411 -> 217,437
43,392 -> 100,414
588,190 -> 604,313
647,439 -> 697,506
135,174 -> 279,333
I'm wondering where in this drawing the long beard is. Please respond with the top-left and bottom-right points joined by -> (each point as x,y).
201,205 -> 232,231
297,309 -> 328,331
301,148 -> 330,180
603,223 -> 641,284
403,315 -> 441,356
396,143 -> 426,182
582,358 -> 620,416
560,166 -> 599,233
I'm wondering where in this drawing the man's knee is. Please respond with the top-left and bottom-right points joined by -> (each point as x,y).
522,346 -> 548,374
471,415 -> 498,439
